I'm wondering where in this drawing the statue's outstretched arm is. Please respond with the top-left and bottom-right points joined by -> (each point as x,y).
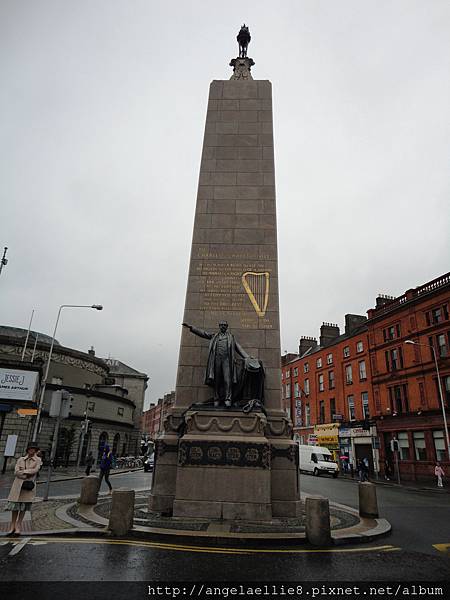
182,323 -> 213,340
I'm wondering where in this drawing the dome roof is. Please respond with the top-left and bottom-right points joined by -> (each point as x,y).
0,325 -> 59,345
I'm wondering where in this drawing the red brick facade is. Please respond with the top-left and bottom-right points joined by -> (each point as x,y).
141,391 -> 175,440
281,272 -> 450,482
367,273 -> 450,481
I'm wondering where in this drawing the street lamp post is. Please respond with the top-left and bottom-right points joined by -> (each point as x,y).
405,339 -> 450,462
31,304 -> 103,443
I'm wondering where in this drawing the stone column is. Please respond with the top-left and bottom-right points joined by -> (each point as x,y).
358,482 -> 379,518
79,476 -> 99,505
305,496 -> 332,546
108,489 -> 135,536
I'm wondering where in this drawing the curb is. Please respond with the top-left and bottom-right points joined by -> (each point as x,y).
0,518 -> 392,548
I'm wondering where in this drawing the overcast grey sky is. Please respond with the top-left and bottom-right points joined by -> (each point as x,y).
1,1 -> 449,409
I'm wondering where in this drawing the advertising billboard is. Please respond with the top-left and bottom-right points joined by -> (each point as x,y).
0,368 -> 39,403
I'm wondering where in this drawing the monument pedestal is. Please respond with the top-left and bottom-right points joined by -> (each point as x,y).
150,408 -> 302,521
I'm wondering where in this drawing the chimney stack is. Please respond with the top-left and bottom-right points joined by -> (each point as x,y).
319,323 -> 340,348
299,336 -> 317,356
344,314 -> 367,335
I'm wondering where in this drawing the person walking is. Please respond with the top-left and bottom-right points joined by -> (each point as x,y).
85,451 -> 94,476
435,462 -> 445,488
362,457 -> 370,482
384,458 -> 392,481
98,445 -> 113,493
5,443 -> 42,535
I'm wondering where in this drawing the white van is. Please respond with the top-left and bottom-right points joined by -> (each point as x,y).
298,445 -> 339,477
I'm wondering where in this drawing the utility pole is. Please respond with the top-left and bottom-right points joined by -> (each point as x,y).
0,247 -> 8,278
76,401 -> 90,474
43,390 -> 71,501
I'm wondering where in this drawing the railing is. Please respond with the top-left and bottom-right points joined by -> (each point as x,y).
370,272 -> 450,317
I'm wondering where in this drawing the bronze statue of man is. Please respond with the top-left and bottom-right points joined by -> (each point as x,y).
237,24 -> 251,58
182,321 -> 249,407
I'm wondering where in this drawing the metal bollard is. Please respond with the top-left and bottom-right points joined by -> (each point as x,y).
108,489 -> 135,536
358,482 -> 379,518
79,475 -> 100,505
305,496 -> 332,546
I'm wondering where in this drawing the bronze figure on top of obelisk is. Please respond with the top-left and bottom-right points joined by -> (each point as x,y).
230,24 -> 255,80
237,24 -> 251,57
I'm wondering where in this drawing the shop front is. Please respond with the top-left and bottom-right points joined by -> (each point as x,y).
314,423 -> 340,461
338,422 -> 379,477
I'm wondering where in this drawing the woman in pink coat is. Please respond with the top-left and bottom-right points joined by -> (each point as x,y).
5,443 -> 42,534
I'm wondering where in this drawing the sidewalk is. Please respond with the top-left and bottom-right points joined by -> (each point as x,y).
0,490 -> 391,546
0,465 -> 142,490
338,472 -> 450,494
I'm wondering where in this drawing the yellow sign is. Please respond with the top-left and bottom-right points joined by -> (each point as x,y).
242,272 -> 270,317
17,408 -> 38,416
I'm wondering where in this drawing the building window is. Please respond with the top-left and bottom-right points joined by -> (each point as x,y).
316,357 -> 322,368
117,407 -> 124,416
326,353 -> 333,365
286,369 -> 290,377
359,360 -> 367,380
343,346 -> 350,358
286,383 -> 291,399
305,404 -> 310,427
87,401 -> 95,412
383,324 -> 401,341
385,347 -> 404,371
361,391 -> 369,419
330,398 -> 336,418
433,430 -> 447,461
413,431 -> 427,461
328,370 -> 335,390
431,307 -> 443,324
437,334 -> 448,357
356,341 -> 364,353
304,362 -> 309,373
294,382 -> 300,398
347,395 -> 355,420
389,384 -> 409,415
345,364 -> 353,384
293,367 -> 298,377
319,401 -> 325,424
398,432 -> 410,460
444,376 -> 450,407
318,373 -> 324,392
304,378 -> 310,395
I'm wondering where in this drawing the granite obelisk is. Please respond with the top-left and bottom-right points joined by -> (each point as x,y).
150,28 -> 301,520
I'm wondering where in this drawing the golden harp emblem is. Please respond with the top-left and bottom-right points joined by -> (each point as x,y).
242,272 -> 270,317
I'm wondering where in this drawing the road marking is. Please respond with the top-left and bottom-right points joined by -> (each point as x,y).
2,536 -> 401,556
8,537 -> 31,556
433,543 -> 450,553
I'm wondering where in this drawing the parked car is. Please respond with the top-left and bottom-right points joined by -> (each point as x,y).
143,454 -> 154,472
298,444 -> 339,477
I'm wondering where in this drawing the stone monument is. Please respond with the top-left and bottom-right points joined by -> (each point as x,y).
149,27 -> 301,521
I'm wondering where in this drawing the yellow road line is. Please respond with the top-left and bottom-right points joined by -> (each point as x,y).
433,543 -> 450,553
2,536 -> 400,555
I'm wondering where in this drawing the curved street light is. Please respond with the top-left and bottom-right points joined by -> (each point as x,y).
404,339 -> 450,461
31,304 -> 103,443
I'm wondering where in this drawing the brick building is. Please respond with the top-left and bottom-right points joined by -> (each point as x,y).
367,272 -> 450,481
141,391 -> 175,440
281,272 -> 450,482
282,315 -> 376,473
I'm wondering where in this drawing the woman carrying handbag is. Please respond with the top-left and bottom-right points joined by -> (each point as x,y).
5,443 -> 42,535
